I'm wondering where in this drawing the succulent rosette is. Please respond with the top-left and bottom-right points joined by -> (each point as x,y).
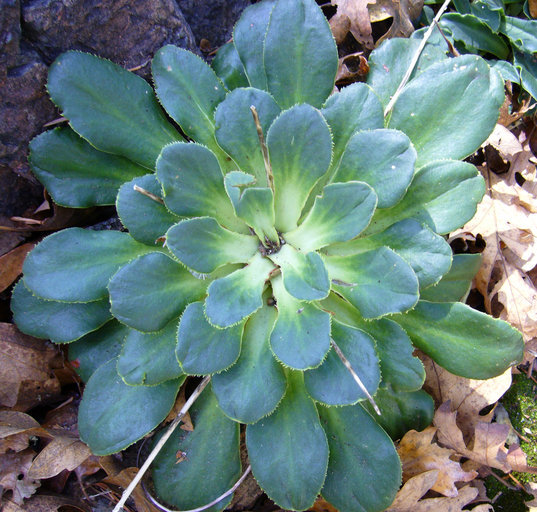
11,0 -> 524,510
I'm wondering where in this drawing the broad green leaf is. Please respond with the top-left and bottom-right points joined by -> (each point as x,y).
23,228 -> 153,302
324,247 -> 419,318
304,321 -> 380,405
501,16 -> 537,52
233,0 -> 276,89
166,217 -> 258,273
362,388 -> 434,441
246,371 -> 328,510
318,293 -> 425,392
333,219 -> 453,289
152,386 -> 240,512
215,88 -> 281,183
211,42 -> 249,91
224,171 -> 256,207
11,280 -> 111,344
152,46 -> 226,150
109,252 -> 206,332
367,38 -> 447,108
318,403 -> 401,512
234,188 -> 279,243
270,276 -> 331,370
156,142 -> 242,232
264,0 -> 337,108
389,55 -> 504,166
421,253 -> 482,302
69,321 -> 128,382
321,83 -> 384,173
177,302 -> 243,375
205,253 -> 275,328
78,359 -> 181,455
394,301 -> 524,379
439,14 -> 509,58
514,50 -> 537,100
268,105 -> 332,232
491,59 -> 521,84
365,160 -> 485,236
212,305 -> 286,423
269,244 -> 330,301
47,51 -> 180,169
116,174 -> 178,246
470,0 -> 504,32
117,320 -> 184,386
29,128 -> 146,208
284,182 -> 377,253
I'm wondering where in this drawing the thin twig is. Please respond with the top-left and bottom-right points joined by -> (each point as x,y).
383,0 -> 452,117
134,185 -> 165,205
330,339 -> 381,415
112,376 -> 211,512
143,466 -> 252,512
249,105 -> 274,190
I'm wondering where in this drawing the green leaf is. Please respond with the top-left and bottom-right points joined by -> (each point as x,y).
268,104 -> 332,232
212,304 -> 286,423
318,403 -> 401,512
152,385 -> 240,512
116,174 -> 179,246
11,280 -> 111,344
362,388 -> 434,441
69,321 -> 128,382
388,55 -> 504,166
394,301 -> 524,379
109,252 -> 206,332
156,142 -> 242,232
334,129 -> 416,208
47,51 -> 180,169
152,46 -> 226,149
177,302 -> 243,375
324,247 -> 419,319
470,0 -> 504,32
514,50 -> 537,100
421,253 -> 482,302
205,253 -> 275,328
270,276 -> 331,370
365,160 -> 485,236
23,228 -> 153,302
333,219 -> 453,289
214,87 -> 281,183
269,244 -> 330,301
78,359 -> 181,455
367,38 -> 447,109
501,16 -> 537,52
233,0 -> 276,89
321,83 -> 384,173
211,42 -> 249,91
284,182 -> 377,253
166,217 -> 258,274
233,187 -> 279,243
304,321 -> 380,405
439,14 -> 509,58
29,127 -> 146,208
117,320 -> 184,385
264,0 -> 337,108
491,59 -> 521,84
246,371 -> 328,510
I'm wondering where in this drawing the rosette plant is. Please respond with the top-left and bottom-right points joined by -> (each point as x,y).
12,0 -> 524,510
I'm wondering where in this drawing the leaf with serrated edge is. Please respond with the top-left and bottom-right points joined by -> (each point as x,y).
304,320 -> 380,405
78,359 -> 181,455
235,188 -> 279,243
270,275 -> 330,370
205,253 -> 275,328
109,252 -> 207,332
118,319 -> 184,386
246,371 -> 328,510
212,304 -> 285,423
47,51 -> 180,169
211,42 -> 249,91
177,302 -> 243,375
166,217 -> 258,274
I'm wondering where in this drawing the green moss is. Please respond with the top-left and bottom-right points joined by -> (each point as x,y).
485,476 -> 532,512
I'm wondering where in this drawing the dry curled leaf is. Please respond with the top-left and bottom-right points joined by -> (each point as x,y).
0,243 -> 35,293
368,0 -> 423,44
332,0 -> 375,48
0,448 -> 40,505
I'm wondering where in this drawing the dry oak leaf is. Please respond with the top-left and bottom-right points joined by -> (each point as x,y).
0,448 -> 40,505
397,427 -> 477,497
0,243 -> 35,293
1,494 -> 90,512
0,323 -> 63,411
368,0 -> 423,44
332,0 -> 375,48
421,354 -> 513,438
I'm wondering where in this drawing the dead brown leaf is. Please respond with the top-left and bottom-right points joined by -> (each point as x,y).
368,0 -> 423,44
335,52 -> 370,85
529,0 -> 537,18
2,494 -> 90,512
164,384 -> 193,431
0,243 -> 35,293
0,448 -> 40,505
329,12 -> 351,44
332,0 -> 375,48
